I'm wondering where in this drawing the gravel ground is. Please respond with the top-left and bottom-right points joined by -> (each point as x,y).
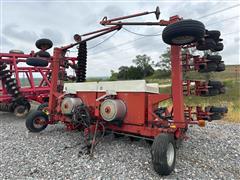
0,111 -> 240,179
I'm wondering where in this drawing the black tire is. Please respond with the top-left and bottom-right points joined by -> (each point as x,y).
210,106 -> 228,113
208,88 -> 220,96
26,110 -> 48,132
211,43 -> 224,52
198,64 -> 206,72
162,19 -> 205,45
196,38 -> 216,51
13,104 -> 30,117
216,62 -> 225,72
35,51 -> 51,58
205,38 -> 217,49
199,90 -> 208,96
208,80 -> 223,88
26,57 -> 49,67
207,30 -> 220,41
146,139 -> 153,145
151,133 -> 176,176
206,62 -> 217,72
129,136 -> 140,141
35,38 -> 53,50
113,133 -> 124,138
37,102 -> 48,111
206,54 -> 222,62
196,42 -> 208,51
210,113 -> 222,120
9,49 -> 24,54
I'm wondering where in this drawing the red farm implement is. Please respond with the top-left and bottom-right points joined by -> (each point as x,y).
0,46 -> 77,117
24,7 -> 227,175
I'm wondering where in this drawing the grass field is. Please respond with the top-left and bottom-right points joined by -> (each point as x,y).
152,69 -> 240,123
185,80 -> 240,123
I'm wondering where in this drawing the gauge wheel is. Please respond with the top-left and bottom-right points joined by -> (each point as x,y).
216,62 -> 225,72
26,110 -> 48,132
35,38 -> 53,50
206,54 -> 222,62
212,43 -> 224,52
13,104 -> 30,117
162,19 -> 205,45
35,51 -> 51,58
208,88 -> 220,96
151,133 -> 176,175
207,30 -> 220,42
26,57 -> 49,67
9,49 -> 24,54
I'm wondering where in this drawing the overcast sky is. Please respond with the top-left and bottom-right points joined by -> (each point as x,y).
1,0 -> 239,77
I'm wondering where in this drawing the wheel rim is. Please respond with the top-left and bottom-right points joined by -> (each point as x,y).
14,105 -> 28,117
172,36 -> 194,44
33,117 -> 45,129
166,143 -> 175,167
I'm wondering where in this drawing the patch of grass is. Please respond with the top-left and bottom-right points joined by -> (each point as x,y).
158,79 -> 240,123
185,80 -> 240,123
146,78 -> 171,85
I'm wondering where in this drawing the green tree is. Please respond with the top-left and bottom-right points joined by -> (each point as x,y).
132,54 -> 154,77
117,66 -> 129,80
155,47 -> 190,72
156,47 -> 171,71
109,70 -> 118,81
126,66 -> 144,79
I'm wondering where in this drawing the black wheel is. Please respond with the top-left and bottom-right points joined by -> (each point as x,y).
9,49 -> 24,54
210,113 -> 222,120
207,30 -> 220,41
196,38 -> 216,51
129,136 -> 140,141
35,51 -> 51,58
212,43 -> 224,52
37,102 -> 48,111
216,62 -> 225,72
199,90 -> 208,96
35,38 -> 53,50
26,110 -> 48,132
208,80 -> 223,88
151,133 -> 176,176
113,133 -> 124,138
206,62 -> 217,72
196,42 -> 208,51
162,19 -> 205,45
206,54 -> 222,62
210,106 -> 228,113
198,64 -> 206,72
205,38 -> 217,49
208,88 -> 220,96
13,104 -> 30,117
146,139 -> 153,145
26,57 -> 49,67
